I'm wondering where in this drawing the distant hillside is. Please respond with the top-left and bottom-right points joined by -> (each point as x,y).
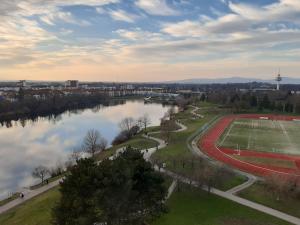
167,77 -> 300,84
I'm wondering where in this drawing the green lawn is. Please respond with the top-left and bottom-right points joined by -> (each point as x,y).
151,106 -> 217,174
0,176 -> 173,225
219,118 -> 300,155
0,194 -> 20,207
96,134 -> 158,161
0,187 -> 60,225
153,185 -> 292,225
151,105 -> 246,191
238,182 -> 300,218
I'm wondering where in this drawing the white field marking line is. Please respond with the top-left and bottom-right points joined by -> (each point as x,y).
214,144 -> 300,177
211,126 -> 300,177
247,120 -> 254,149
219,121 -> 235,146
279,120 -> 296,151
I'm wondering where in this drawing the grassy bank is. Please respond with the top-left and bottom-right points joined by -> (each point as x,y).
151,105 -> 246,191
238,181 -> 300,218
96,134 -> 158,161
0,187 -> 60,225
153,184 -> 291,225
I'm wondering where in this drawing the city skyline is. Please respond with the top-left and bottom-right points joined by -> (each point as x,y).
1,0 -> 300,82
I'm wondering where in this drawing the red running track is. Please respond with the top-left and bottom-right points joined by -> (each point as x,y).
198,114 -> 300,178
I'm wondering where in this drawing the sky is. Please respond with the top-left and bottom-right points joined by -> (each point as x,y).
0,0 -> 300,82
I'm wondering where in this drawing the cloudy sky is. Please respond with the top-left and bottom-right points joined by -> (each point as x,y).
0,0 -> 300,82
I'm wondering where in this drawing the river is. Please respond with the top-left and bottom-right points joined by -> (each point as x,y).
0,100 -> 173,199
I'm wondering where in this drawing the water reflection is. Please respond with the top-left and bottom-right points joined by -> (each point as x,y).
0,100 -> 173,199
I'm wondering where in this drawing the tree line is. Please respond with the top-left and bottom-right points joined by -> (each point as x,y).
0,89 -> 111,124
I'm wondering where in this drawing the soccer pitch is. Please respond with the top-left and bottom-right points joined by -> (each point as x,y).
218,118 -> 300,155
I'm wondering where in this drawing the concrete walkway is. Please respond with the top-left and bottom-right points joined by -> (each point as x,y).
1,107 -> 300,225
227,174 -> 257,195
0,179 -> 62,214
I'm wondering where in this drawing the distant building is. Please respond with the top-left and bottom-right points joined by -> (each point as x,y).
65,80 -> 79,88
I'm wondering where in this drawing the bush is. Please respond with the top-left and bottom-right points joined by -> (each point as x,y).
112,125 -> 140,145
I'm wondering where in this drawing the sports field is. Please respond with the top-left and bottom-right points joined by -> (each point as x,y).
218,118 -> 300,156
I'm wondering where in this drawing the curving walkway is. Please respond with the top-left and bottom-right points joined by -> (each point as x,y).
0,122 -> 187,215
2,107 -> 300,225
0,179 -> 62,215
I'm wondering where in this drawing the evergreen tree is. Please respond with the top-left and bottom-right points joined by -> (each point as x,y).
52,147 -> 167,225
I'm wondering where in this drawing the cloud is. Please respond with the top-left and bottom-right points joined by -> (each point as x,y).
135,0 -> 179,16
109,9 -> 138,23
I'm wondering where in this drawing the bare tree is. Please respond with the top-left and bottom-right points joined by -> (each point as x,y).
140,114 -> 151,131
160,118 -> 175,143
119,117 -> 135,132
99,137 -> 108,151
167,106 -> 176,120
82,129 -> 102,157
32,166 -> 50,184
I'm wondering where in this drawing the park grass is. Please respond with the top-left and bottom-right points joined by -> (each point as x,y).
30,174 -> 65,190
0,175 -> 173,225
219,118 -> 300,155
153,184 -> 291,225
217,174 -> 248,191
0,187 -> 60,225
151,105 -> 247,191
233,155 -> 296,169
95,134 -> 158,161
238,181 -> 300,218
0,193 -> 20,207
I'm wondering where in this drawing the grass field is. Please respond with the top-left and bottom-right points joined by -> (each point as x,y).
95,134 -> 158,161
153,184 -> 291,225
151,105 -> 247,191
238,182 -> 300,218
0,187 -> 60,225
219,118 -> 300,155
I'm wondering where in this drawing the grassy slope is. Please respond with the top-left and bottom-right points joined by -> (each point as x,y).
96,134 -> 158,161
0,187 -> 60,225
0,177 -> 173,225
238,182 -> 300,218
151,105 -> 247,191
153,185 -> 291,225
0,194 -> 20,207
151,106 -> 216,174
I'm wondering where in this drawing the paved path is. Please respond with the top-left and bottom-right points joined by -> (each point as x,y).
227,174 -> 257,195
157,167 -> 300,225
1,107 -> 300,225
0,179 -> 62,214
0,121 -> 187,215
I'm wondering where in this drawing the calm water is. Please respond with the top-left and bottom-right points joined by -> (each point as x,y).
0,100 -> 172,199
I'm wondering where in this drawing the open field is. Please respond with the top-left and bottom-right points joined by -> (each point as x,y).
198,115 -> 300,177
219,118 -> 300,155
238,182 -> 300,218
153,184 -> 291,225
0,187 -> 60,225
151,106 -> 248,191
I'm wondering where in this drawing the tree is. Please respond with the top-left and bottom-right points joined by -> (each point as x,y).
82,129 -> 106,157
119,117 -> 135,132
99,136 -> 108,151
160,118 -> 176,143
140,114 -> 151,131
32,166 -> 49,184
53,147 -> 167,225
